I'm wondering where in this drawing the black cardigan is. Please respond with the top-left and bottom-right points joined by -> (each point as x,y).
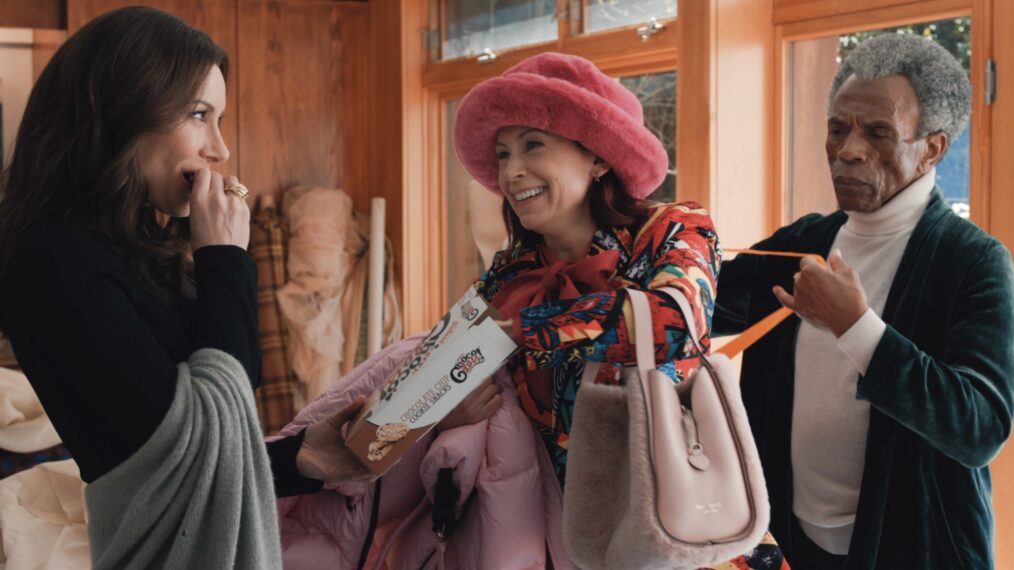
715,190 -> 1014,569
1,224 -> 320,496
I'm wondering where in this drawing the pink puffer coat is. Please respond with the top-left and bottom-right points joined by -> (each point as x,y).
270,336 -> 577,570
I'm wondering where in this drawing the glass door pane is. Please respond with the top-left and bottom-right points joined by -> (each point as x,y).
787,18 -> 971,220
444,100 -> 508,306
440,0 -> 558,61
585,0 -> 677,34
620,71 -> 677,202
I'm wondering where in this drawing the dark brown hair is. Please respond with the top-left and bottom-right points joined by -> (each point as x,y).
0,6 -> 228,328
502,170 -> 654,249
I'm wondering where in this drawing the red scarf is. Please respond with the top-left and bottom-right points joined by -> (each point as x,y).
491,248 -> 621,323
490,247 -> 621,422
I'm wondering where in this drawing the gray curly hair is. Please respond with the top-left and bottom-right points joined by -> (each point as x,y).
828,33 -> 971,142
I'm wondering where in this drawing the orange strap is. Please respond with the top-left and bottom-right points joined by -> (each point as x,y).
714,249 -> 826,359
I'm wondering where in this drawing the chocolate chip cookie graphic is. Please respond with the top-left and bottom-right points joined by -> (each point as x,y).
366,422 -> 411,462
367,440 -> 394,462
376,422 -> 410,443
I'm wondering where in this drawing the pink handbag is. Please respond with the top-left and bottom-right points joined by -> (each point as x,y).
563,287 -> 770,569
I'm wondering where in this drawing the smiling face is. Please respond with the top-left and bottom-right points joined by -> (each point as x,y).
136,65 -> 230,218
825,74 -> 946,213
495,126 -> 608,238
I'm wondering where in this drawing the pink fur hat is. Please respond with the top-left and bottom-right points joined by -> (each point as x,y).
453,52 -> 669,199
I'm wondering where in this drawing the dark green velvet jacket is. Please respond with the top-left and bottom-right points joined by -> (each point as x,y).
714,190 -> 1014,569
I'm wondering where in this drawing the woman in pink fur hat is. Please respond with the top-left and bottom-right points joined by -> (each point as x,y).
452,52 -> 786,569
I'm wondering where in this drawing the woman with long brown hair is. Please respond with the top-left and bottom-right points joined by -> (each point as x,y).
0,7 -> 370,567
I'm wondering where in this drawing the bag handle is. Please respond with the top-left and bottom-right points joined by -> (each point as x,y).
581,249 -> 824,382
579,288 -> 660,386
627,288 -> 658,377
633,248 -> 826,364
713,249 -> 826,359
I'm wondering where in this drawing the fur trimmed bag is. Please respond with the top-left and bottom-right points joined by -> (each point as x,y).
563,287 -> 769,570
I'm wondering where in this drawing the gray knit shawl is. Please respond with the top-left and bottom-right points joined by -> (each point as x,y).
85,348 -> 282,569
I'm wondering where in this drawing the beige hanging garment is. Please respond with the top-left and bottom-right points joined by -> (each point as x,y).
277,187 -> 402,407
0,459 -> 90,569
277,187 -> 355,407
0,367 -> 60,454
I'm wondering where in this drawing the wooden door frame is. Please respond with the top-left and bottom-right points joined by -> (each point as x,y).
771,0 -> 989,233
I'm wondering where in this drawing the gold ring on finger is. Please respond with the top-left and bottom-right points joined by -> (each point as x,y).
224,181 -> 250,200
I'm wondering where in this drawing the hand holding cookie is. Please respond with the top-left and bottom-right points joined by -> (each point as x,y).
436,377 -> 503,433
297,396 -> 376,485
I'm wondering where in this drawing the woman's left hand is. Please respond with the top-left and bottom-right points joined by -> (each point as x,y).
436,377 -> 503,432
189,171 -> 251,250
296,397 -> 376,485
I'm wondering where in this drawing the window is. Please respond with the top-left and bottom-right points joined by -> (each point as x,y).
438,0 -> 557,61
422,0 -> 679,317
786,18 -> 972,220
585,0 -> 677,34
620,71 -> 677,202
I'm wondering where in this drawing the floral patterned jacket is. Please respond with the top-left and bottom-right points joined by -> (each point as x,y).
476,202 -> 721,483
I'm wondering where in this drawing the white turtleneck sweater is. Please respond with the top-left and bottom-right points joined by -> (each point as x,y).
791,169 -> 936,555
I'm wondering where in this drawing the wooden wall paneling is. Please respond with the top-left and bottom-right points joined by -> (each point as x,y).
30,30 -> 66,82
968,0 -> 992,232
67,0 -> 240,177
677,0 -> 780,250
0,0 -> 65,29
237,1 -> 367,199
675,0 -> 715,211
369,0 -> 402,291
712,0 -> 776,248
991,0 -> 1012,245
772,25 -> 789,230
779,0 -> 967,41
370,0 -> 405,328
417,87 -> 443,332
774,0 -> 922,24
371,0 -> 443,334
989,0 -> 1013,566
337,3 -> 370,212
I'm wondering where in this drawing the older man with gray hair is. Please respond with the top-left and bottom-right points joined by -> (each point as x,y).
715,34 -> 1014,569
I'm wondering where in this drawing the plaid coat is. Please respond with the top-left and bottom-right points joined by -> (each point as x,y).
249,195 -> 299,435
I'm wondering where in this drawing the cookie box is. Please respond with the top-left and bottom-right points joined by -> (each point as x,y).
346,288 -> 517,475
